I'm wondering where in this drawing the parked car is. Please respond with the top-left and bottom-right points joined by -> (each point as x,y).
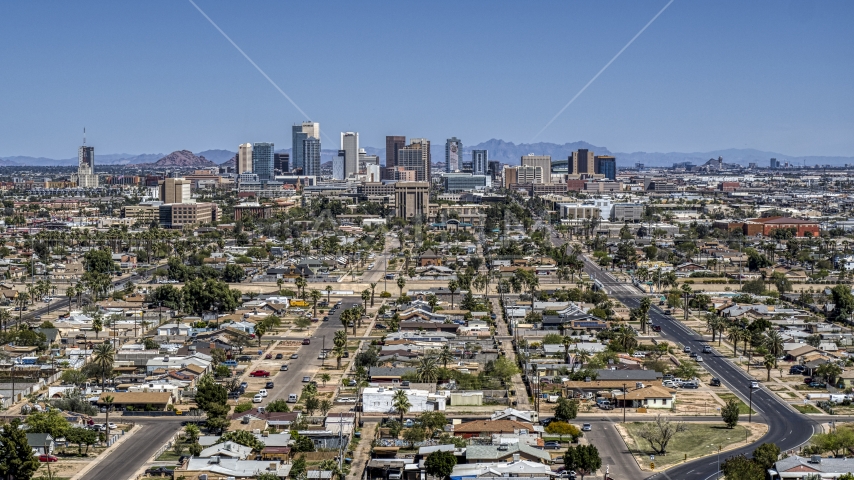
302,376 -> 311,382
145,467 -> 171,475
266,381 -> 275,388
275,353 -> 283,360
39,455 -> 58,462
249,370 -> 270,378
288,393 -> 298,403
290,354 -> 299,359
258,389 -> 268,397
237,355 -> 252,362
240,382 -> 248,389
710,377 -> 721,387
581,424 -> 592,432
253,394 -> 263,403
280,364 -> 289,371
790,365 -> 806,374
810,382 -> 827,388
265,353 -> 272,359
302,338 -> 311,345
544,441 -> 562,449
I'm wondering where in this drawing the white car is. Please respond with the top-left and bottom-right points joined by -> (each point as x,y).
750,381 -> 760,389
259,389 -> 268,397
253,394 -> 264,403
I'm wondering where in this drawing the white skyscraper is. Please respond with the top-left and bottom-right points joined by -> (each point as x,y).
76,143 -> 99,188
238,143 -> 253,174
341,132 -> 359,179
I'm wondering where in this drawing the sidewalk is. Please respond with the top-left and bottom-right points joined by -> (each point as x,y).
349,421 -> 378,480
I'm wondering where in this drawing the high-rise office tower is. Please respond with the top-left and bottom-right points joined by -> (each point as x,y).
399,139 -> 431,182
238,143 -> 253,174
571,149 -> 595,175
341,132 -> 359,178
358,149 -> 380,172
252,143 -> 274,181
394,182 -> 430,219
445,137 -> 462,173
472,149 -> 488,175
594,155 -> 617,180
303,137 -> 322,176
76,144 -> 99,188
274,153 -> 289,173
159,177 -> 191,204
333,150 -> 346,180
521,154 -> 551,183
770,158 -> 779,169
292,121 -> 320,172
385,136 -> 406,167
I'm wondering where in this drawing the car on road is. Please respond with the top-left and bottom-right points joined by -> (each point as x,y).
689,352 -> 698,358
288,393 -> 298,403
275,353 -> 283,359
750,381 -> 760,389
581,423 -> 592,432
39,455 -> 58,462
544,441 -> 562,449
249,370 -> 270,378
702,345 -> 712,354
302,376 -> 311,382
696,355 -> 704,363
683,346 -> 691,353
265,381 -> 275,389
253,394 -> 263,403
651,324 -> 662,332
302,338 -> 311,345
290,354 -> 299,359
280,364 -> 288,371
323,316 -> 329,322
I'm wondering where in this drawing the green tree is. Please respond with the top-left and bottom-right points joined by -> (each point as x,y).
61,368 -> 87,386
721,397 -> 740,429
25,410 -> 71,438
721,454 -> 765,480
554,397 -> 579,422
425,450 -> 457,480
290,455 -> 307,478
751,442 -> 781,471
222,264 -> 246,283
546,421 -> 581,441
487,356 -> 520,385
84,248 -> 117,274
393,389 -> 411,423
92,342 -> 115,388
0,419 -> 40,480
832,284 -> 854,320
219,430 -> 266,451
564,444 -> 602,480
816,362 -> 843,386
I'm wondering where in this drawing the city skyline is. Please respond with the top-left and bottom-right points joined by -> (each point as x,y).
1,1 -> 853,159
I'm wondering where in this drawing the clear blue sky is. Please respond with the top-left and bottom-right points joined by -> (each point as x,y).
1,0 -> 852,158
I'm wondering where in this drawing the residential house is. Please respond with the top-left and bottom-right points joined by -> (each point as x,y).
453,419 -> 538,439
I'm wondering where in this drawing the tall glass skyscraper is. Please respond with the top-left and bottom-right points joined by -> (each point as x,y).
292,121 -> 320,173
252,142 -> 274,181
303,138 -> 322,176
472,149 -> 488,175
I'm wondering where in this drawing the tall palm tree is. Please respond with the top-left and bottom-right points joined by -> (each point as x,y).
309,289 -> 321,317
447,280 -> 458,309
92,343 -> 116,388
396,277 -> 406,298
727,327 -> 743,357
416,355 -> 439,383
562,336 -> 574,363
765,330 -> 784,367
392,389 -> 411,424
325,285 -> 332,305
333,330 -> 347,369
437,344 -> 453,369
361,289 -> 371,315
369,282 -> 378,307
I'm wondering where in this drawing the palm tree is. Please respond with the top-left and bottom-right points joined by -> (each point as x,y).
562,336 -> 574,363
765,330 -> 784,367
727,327 -> 743,357
416,355 -> 439,383
763,354 -> 775,382
437,344 -> 453,369
92,313 -> 103,340
320,373 -> 331,387
325,285 -> 332,305
397,277 -> 406,298
102,395 -> 114,443
361,289 -> 371,315
295,277 -> 307,298
333,330 -> 347,369
392,389 -> 411,424
447,280 -> 458,309
309,289 -> 321,317
369,282 -> 377,307
16,292 -> 29,323
92,343 -> 116,388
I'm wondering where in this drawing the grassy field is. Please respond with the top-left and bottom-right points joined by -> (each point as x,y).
792,403 -> 823,414
717,393 -> 756,415
624,423 -> 749,469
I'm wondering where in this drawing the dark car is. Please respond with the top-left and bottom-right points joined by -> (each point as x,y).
275,353 -> 283,360
710,377 -> 721,387
651,324 -> 662,332
664,309 -> 673,315
145,467 -> 171,476
375,323 -> 387,329
810,382 -> 827,388
265,381 -> 275,389
790,365 -> 806,374
544,441 -> 562,449
323,316 -> 329,322
265,353 -> 272,359
237,355 -> 252,362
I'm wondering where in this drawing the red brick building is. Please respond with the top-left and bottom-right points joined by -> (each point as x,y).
716,216 -> 819,237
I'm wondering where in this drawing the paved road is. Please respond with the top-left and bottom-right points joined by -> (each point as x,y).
570,247 -> 817,480
253,301 -> 360,407
83,419 -> 183,480
583,422 -> 646,480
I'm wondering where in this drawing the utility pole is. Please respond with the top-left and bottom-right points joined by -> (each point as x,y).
623,382 -> 627,423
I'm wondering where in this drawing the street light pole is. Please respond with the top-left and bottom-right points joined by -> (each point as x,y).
623,382 -> 627,423
748,387 -> 753,423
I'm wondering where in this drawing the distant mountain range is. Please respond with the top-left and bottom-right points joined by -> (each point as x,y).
3,141 -> 853,168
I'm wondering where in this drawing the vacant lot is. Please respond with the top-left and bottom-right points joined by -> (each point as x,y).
717,393 -> 755,415
621,422 -> 755,470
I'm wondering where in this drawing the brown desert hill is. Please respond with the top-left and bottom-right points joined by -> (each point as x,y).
136,150 -> 216,168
